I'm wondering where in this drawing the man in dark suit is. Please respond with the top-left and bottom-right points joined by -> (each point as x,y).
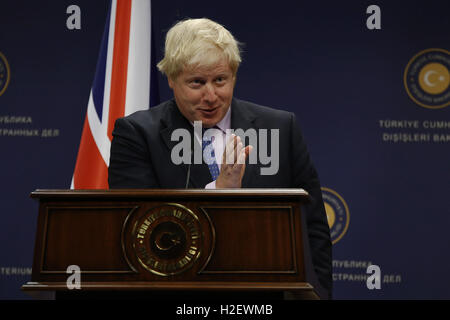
108,18 -> 332,298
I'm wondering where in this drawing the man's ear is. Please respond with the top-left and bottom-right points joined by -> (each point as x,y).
168,77 -> 174,89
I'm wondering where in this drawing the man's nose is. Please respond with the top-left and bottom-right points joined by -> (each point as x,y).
203,83 -> 218,103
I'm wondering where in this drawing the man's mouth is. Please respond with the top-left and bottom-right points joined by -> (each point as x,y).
199,106 -> 219,114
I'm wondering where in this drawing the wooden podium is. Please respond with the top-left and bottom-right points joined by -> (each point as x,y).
22,189 -> 320,300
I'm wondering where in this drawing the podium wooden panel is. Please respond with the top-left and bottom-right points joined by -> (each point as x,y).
22,189 -> 319,299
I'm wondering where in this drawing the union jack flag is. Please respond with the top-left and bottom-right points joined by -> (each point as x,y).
72,0 -> 159,189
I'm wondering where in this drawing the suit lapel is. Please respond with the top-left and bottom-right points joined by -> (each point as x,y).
159,101 -> 212,188
230,99 -> 259,187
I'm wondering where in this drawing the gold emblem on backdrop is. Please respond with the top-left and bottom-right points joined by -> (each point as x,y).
132,203 -> 202,276
322,187 -> 350,245
404,48 -> 450,109
0,52 -> 11,97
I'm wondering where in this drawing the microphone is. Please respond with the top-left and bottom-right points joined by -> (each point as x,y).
185,162 -> 191,189
185,127 -> 195,189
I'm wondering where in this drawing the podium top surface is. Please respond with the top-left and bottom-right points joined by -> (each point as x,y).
30,188 -> 309,200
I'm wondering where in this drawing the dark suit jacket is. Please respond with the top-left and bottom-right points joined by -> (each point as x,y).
108,98 -> 332,297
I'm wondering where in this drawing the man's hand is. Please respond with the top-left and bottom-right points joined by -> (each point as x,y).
215,134 -> 253,188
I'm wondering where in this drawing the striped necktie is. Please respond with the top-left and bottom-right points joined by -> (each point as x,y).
202,130 -> 220,181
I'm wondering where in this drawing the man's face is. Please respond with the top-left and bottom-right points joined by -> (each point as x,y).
168,59 -> 235,128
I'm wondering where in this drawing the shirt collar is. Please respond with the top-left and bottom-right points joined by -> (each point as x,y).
214,105 -> 231,133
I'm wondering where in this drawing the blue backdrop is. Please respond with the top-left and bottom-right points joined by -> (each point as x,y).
0,0 -> 448,299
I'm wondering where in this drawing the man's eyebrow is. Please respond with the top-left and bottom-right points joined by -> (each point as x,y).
186,74 -> 205,79
184,76 -> 204,82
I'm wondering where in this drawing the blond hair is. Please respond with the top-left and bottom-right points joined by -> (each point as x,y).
157,18 -> 242,79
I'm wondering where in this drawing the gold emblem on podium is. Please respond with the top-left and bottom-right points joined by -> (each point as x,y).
132,203 -> 202,276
